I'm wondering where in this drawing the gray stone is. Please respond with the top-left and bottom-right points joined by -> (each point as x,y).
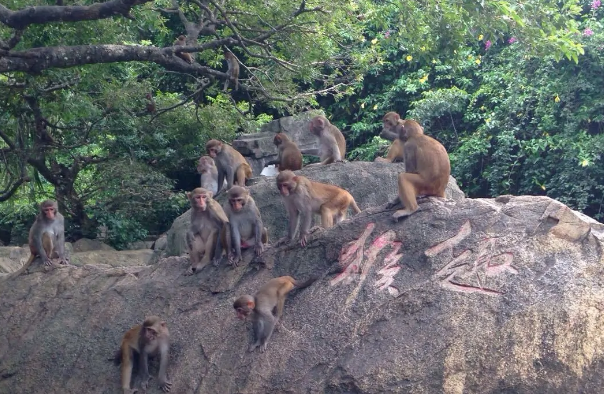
165,161 -> 464,257
1,193 -> 603,393
72,238 -> 115,252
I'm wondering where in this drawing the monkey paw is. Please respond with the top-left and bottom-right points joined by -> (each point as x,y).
184,267 -> 195,276
43,259 -> 54,267
159,379 -> 173,392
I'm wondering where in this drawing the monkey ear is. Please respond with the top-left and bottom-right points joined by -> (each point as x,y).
186,192 -> 191,199
207,191 -> 214,199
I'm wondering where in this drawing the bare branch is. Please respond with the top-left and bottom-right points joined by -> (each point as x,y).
0,0 -> 153,29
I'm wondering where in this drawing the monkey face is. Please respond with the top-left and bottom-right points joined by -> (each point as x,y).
229,197 -> 246,212
42,206 -> 56,219
382,113 -> 400,133
235,307 -> 251,320
143,327 -> 158,341
191,191 -> 211,210
197,156 -> 214,174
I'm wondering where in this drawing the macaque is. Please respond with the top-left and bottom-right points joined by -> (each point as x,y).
233,275 -> 318,352
266,133 -> 303,171
174,35 -> 193,64
185,188 -> 229,274
145,93 -> 156,114
375,111 -> 405,163
276,170 -> 361,247
197,155 -> 224,195
205,139 -> 252,195
306,115 -> 347,166
386,119 -> 450,220
7,200 -> 68,279
222,186 -> 268,267
113,316 -> 172,394
223,49 -> 240,91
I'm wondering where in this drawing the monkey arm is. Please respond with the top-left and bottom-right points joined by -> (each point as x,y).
379,129 -> 398,141
253,215 -> 264,255
186,230 -> 195,251
225,166 -> 235,190
157,342 -> 171,389
403,145 -> 418,172
139,349 -> 151,390
32,226 -> 50,263
286,205 -> 299,241
55,219 -> 67,262
229,221 -> 243,261
216,169 -> 226,195
299,207 -> 313,246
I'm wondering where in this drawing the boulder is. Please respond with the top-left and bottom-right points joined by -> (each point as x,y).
0,194 -> 603,393
165,161 -> 465,256
232,110 -> 323,175
72,238 -> 115,252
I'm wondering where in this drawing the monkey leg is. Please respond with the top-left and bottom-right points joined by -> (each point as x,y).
185,235 -> 206,275
393,173 -> 422,220
197,232 -> 217,271
42,232 -> 55,267
320,206 -> 335,228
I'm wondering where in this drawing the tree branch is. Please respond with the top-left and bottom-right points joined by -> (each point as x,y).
0,0 -> 153,29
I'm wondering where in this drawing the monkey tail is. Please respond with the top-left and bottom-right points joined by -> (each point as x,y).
2,253 -> 35,281
294,274 -> 320,289
350,199 -> 362,215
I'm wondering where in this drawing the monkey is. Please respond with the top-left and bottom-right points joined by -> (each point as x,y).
375,111 -> 405,163
222,186 -> 269,267
276,170 -> 361,247
306,116 -> 347,166
233,275 -> 318,352
174,35 -> 193,64
266,133 -> 303,171
386,119 -> 450,220
145,93 -> 156,114
205,139 -> 252,195
185,188 -> 229,274
196,155 -> 225,195
113,316 -> 172,394
7,200 -> 68,279
223,49 -> 240,91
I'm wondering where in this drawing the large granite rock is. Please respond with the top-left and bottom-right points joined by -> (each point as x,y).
165,161 -> 465,257
0,193 -> 603,393
232,110 -> 323,175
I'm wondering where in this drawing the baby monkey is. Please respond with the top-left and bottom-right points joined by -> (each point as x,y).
223,186 -> 268,266
233,275 -> 317,352
113,316 -> 172,394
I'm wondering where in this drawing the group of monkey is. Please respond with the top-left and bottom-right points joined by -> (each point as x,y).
2,112 -> 451,393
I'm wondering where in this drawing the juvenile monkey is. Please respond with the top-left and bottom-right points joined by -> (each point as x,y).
276,170 -> 361,247
197,155 -> 223,195
222,186 -> 268,266
113,316 -> 172,394
7,200 -> 68,279
223,49 -> 240,91
266,133 -> 303,171
306,116 -> 346,166
205,139 -> 252,195
145,93 -> 156,114
375,111 -> 405,163
174,35 -> 193,64
233,275 -> 318,352
386,119 -> 450,220
185,188 -> 229,274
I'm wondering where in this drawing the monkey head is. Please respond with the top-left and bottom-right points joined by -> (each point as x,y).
233,295 -> 255,320
187,188 -> 213,211
309,116 -> 328,136
396,119 -> 424,142
273,133 -> 290,146
141,316 -> 166,342
382,112 -> 401,133
40,200 -> 57,220
227,186 -> 250,212
276,170 -> 298,197
197,156 -> 215,174
205,139 -> 223,158
177,35 -> 186,42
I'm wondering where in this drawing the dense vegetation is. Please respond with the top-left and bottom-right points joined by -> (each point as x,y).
0,0 -> 601,248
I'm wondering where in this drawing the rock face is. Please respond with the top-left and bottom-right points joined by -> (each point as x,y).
1,172 -> 604,393
165,161 -> 465,256
232,110 -> 322,175
72,238 -> 116,252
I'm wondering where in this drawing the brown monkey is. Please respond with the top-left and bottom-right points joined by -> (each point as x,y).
276,170 -> 361,247
266,133 -> 303,171
223,49 -> 240,91
197,155 -> 224,195
113,316 -> 172,394
375,111 -> 405,163
174,35 -> 193,64
222,186 -> 268,266
233,275 -> 318,352
306,116 -> 347,166
185,188 -> 229,274
145,93 -> 156,114
387,119 -> 450,220
205,139 -> 252,195
7,200 -> 68,279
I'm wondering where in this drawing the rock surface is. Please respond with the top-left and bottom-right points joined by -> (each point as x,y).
232,110 -> 323,174
72,238 -> 116,252
165,161 -> 465,257
1,189 -> 603,393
